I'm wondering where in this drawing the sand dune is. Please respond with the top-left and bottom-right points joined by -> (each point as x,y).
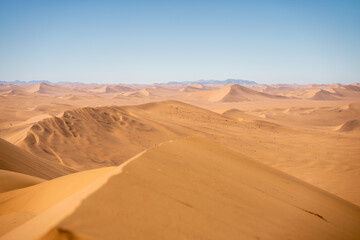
140,86 -> 179,97
0,83 -> 89,96
13,100 -> 360,205
187,84 -> 288,102
4,137 -> 359,240
343,84 -> 360,92
13,84 -> 43,94
310,89 -> 340,100
333,85 -> 360,99
0,138 -> 75,179
253,101 -> 360,128
0,170 -> 44,193
222,108 -> 263,121
104,85 -> 134,93
180,83 -> 210,92
251,84 -> 360,100
31,83 -> 61,94
337,119 -> 360,133
0,167 -> 114,236
261,85 -> 299,96
87,85 -> 134,93
18,83 -> 70,95
306,85 -> 360,101
20,100 -> 260,169
0,81 -> 360,239
19,103 -> 188,170
122,88 -> 151,97
118,86 -> 180,98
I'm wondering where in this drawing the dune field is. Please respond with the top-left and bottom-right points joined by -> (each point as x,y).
0,82 -> 360,239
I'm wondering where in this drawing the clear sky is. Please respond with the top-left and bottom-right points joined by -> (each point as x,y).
0,0 -> 359,84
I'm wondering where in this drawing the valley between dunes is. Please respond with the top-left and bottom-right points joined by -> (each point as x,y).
0,82 -> 360,239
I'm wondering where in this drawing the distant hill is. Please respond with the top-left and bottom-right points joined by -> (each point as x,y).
165,79 -> 257,85
186,84 -> 287,102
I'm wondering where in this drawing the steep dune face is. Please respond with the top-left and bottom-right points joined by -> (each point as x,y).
20,138 -> 359,240
337,119 -> 360,133
19,84 -> 42,94
0,138 -> 75,179
36,83 -> 64,94
311,89 -> 340,100
190,84 -> 287,102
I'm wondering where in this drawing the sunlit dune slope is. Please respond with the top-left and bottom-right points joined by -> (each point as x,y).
0,138 -> 75,179
30,137 -> 360,240
20,99 -> 285,170
0,167 -> 114,236
17,100 -> 360,205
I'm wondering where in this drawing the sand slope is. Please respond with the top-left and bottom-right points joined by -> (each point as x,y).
0,170 -> 44,193
311,89 -> 340,100
0,138 -> 75,179
87,85 -> 134,93
16,100 -> 360,205
188,84 -> 287,102
23,137 -> 360,240
19,103 -> 189,170
0,167 -> 114,236
180,83 -> 209,92
337,119 -> 360,133
14,83 -> 71,95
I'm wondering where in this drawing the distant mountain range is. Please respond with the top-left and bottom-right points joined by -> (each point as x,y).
165,79 -> 257,85
1,79 -> 257,85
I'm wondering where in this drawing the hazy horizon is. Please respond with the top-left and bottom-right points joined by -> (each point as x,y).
1,0 -> 359,84
0,78 -> 358,86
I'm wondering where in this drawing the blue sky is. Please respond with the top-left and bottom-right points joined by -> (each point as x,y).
0,0 -> 359,84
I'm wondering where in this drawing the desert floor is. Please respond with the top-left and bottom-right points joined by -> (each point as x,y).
0,82 -> 359,239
